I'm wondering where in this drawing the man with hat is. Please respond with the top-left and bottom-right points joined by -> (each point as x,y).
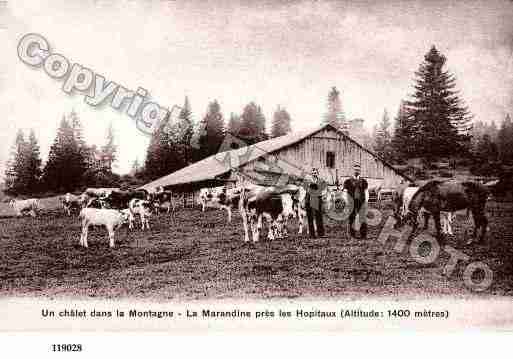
343,163 -> 368,238
304,167 -> 327,238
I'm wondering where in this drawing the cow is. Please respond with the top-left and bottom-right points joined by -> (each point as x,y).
128,198 -> 153,230
84,187 -> 119,198
102,189 -> 149,210
197,186 -> 243,223
239,185 -> 299,242
61,193 -> 82,216
78,208 -> 130,248
85,197 -> 107,209
79,188 -> 120,209
9,198 -> 40,217
393,186 -> 455,235
150,189 -> 175,214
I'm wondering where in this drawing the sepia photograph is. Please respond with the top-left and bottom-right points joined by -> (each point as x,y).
0,0 -> 513,339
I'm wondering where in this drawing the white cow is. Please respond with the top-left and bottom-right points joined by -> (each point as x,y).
128,198 -> 153,230
9,198 -> 40,217
78,208 -> 130,248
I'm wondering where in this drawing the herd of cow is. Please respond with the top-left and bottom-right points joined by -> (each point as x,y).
6,176 -> 507,248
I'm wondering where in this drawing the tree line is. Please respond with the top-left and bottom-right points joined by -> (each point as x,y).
6,45 -> 512,195
142,97 -> 293,180
4,110 -> 118,195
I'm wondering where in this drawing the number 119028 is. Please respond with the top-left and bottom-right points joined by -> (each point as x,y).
51,344 -> 82,352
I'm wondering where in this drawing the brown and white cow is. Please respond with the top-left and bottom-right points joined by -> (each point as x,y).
197,186 -> 242,223
127,198 -> 153,230
150,188 -> 175,214
238,185 -> 301,242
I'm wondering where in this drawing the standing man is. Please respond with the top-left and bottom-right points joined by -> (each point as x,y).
304,167 -> 327,238
343,163 -> 368,238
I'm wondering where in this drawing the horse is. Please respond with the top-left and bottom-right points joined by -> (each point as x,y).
392,185 -> 455,235
402,180 -> 489,243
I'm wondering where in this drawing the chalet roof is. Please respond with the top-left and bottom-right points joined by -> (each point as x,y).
139,123 -> 412,191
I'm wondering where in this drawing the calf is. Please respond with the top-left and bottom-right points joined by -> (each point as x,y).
9,198 -> 40,217
128,198 -> 153,230
78,208 -> 130,248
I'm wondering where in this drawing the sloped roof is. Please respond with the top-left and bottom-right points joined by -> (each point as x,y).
140,123 -> 412,190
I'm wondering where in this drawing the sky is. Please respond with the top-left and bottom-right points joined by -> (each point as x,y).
1,0 -> 512,176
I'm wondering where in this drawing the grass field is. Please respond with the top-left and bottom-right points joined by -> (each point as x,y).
0,199 -> 512,300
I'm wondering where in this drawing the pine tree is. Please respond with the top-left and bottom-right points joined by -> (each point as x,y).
69,109 -> 86,151
407,46 -> 473,160
373,109 -> 393,162
25,129 -> 42,192
101,122 -> 117,172
197,100 -> 226,160
475,134 -> 499,163
4,130 -> 27,194
323,87 -> 348,133
227,113 -> 241,136
391,100 -> 415,162
43,115 -> 88,191
176,96 -> 194,165
271,105 -> 292,138
144,119 -> 187,180
239,102 -> 267,145
498,113 -> 513,165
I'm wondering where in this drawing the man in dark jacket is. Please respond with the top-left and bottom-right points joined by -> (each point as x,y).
343,163 -> 368,238
304,168 -> 327,238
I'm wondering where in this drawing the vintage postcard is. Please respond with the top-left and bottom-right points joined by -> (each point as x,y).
1,0 -> 513,347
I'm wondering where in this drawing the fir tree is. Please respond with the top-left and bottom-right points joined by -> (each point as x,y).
373,109 -> 393,161
42,115 -> 88,191
239,102 -> 267,145
391,100 -> 415,162
498,113 -> 513,165
144,119 -> 187,180
323,86 -> 348,133
25,129 -> 42,192
177,96 -> 194,165
4,130 -> 27,194
271,105 -> 292,138
101,122 -> 117,172
227,113 -> 241,136
407,46 -> 473,160
475,134 -> 498,163
197,100 -> 226,160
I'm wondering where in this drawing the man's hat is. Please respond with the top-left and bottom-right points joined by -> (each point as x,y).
354,163 -> 361,171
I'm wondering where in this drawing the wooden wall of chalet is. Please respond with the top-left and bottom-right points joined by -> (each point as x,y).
239,127 -> 409,188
